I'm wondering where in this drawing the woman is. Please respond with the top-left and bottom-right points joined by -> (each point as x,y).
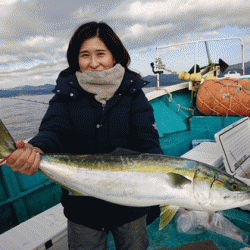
6,21 -> 163,249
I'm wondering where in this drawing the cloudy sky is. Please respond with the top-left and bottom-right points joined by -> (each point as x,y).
0,0 -> 250,89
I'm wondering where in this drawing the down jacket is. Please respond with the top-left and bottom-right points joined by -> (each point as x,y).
29,67 -> 163,231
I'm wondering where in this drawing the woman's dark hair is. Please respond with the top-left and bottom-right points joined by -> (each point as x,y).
67,21 -> 140,76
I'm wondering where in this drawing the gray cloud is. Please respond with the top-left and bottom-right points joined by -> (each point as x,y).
0,0 -> 250,88
0,59 -> 68,89
0,0 -> 124,39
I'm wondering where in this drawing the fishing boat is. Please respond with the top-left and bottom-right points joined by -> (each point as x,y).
1,37 -> 250,250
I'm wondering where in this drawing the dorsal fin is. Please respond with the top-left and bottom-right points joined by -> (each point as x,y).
108,148 -> 141,156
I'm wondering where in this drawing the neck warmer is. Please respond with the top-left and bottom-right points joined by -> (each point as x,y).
75,64 -> 125,104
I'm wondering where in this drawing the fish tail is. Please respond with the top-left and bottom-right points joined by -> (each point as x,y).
0,119 -> 16,162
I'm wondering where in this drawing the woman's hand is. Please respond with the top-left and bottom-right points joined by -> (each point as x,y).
6,140 -> 43,176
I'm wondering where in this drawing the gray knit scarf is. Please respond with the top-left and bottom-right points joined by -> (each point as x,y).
75,64 -> 125,104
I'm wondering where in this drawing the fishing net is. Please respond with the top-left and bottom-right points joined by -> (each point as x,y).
196,79 -> 250,116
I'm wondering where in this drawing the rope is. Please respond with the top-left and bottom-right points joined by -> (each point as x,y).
10,97 -> 49,105
162,88 -> 196,116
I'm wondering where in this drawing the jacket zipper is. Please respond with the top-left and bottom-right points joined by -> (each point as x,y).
102,104 -> 106,112
98,104 -> 106,126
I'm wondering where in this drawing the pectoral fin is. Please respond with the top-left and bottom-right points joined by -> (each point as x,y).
167,172 -> 191,188
159,205 -> 179,230
69,190 -> 83,196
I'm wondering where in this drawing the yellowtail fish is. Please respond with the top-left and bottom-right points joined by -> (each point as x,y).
1,119 -> 250,229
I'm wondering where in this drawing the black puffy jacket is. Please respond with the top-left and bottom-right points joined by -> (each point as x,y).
29,67 -> 163,231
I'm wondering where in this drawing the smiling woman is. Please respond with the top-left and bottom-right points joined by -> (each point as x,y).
5,21 -> 163,250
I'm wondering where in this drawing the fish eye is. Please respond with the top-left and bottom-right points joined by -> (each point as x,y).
225,181 -> 239,191
230,183 -> 238,191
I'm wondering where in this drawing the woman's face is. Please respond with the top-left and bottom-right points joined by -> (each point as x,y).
78,36 -> 116,72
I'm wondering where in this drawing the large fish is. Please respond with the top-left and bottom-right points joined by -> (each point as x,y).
1,119 -> 250,229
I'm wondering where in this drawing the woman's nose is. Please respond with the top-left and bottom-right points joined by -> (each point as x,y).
90,56 -> 99,68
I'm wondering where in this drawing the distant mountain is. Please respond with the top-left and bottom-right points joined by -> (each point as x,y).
0,84 -> 55,98
142,74 -> 182,87
224,60 -> 250,70
219,62 -> 250,78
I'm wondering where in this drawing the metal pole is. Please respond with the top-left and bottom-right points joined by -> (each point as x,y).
194,42 -> 198,73
241,44 -> 245,75
156,47 -> 160,89
204,41 -> 212,64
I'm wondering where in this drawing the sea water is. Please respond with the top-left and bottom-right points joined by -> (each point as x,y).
0,88 -> 155,142
0,94 -> 52,141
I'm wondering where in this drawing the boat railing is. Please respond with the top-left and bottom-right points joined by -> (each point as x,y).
154,37 -> 245,89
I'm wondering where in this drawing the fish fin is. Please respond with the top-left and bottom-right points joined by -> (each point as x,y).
159,205 -> 179,230
108,148 -> 141,156
167,173 -> 191,188
0,119 -> 16,159
68,190 -> 83,196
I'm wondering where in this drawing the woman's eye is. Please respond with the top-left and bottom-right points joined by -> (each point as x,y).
79,53 -> 89,58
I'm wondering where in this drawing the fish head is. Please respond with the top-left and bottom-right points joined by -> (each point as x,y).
193,165 -> 250,211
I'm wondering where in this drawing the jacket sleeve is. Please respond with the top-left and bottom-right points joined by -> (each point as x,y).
129,90 -> 164,155
28,94 -> 73,153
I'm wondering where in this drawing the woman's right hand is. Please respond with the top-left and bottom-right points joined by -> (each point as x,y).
6,140 -> 43,176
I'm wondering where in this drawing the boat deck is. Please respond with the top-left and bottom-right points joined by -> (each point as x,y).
1,79 -> 250,249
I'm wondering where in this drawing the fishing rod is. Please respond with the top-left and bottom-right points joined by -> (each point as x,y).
8,96 -> 49,105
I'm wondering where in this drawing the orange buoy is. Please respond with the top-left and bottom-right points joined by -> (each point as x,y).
196,79 -> 250,116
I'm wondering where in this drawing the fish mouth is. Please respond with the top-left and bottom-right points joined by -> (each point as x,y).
208,187 -> 250,209
222,192 -> 250,205
194,189 -> 250,210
